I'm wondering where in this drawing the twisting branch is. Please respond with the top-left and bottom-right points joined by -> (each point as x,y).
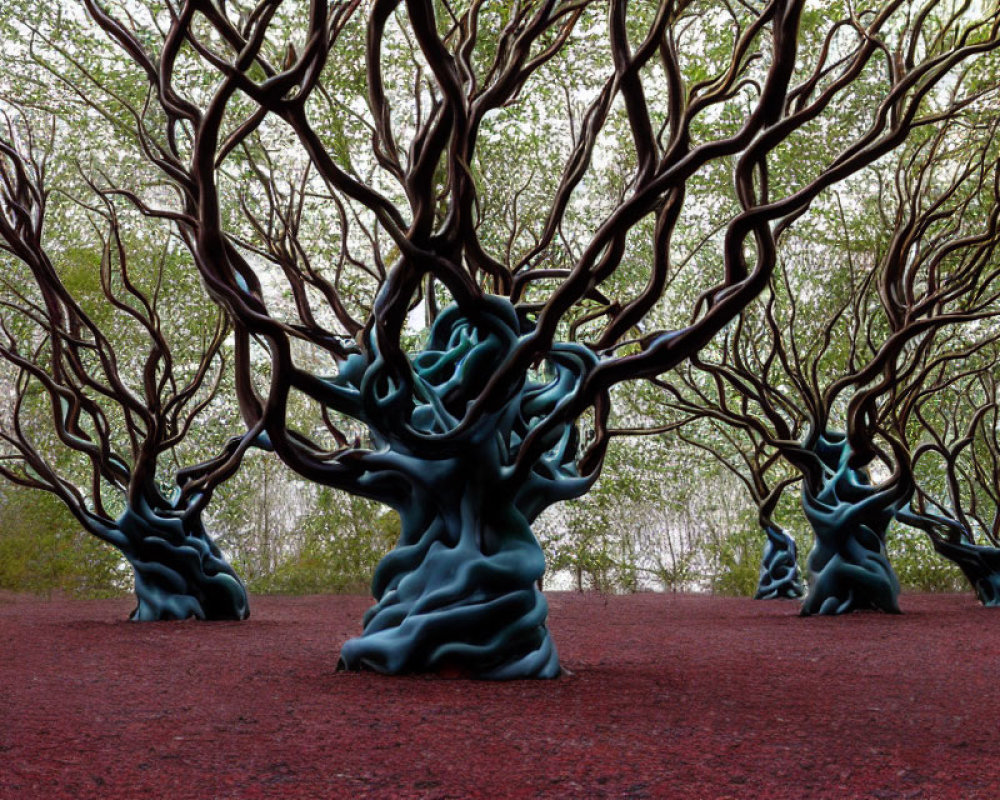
71,0 -> 1000,490
0,112 -> 250,621
651,91 -> 1000,612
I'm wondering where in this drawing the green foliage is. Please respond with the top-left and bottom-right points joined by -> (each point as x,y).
248,489 -> 399,596
888,525 -> 968,594
0,486 -> 124,598
537,429 -> 771,595
707,525 -> 768,598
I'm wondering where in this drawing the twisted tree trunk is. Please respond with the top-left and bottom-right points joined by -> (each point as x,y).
755,523 -> 804,600
931,540 -> 1000,607
895,506 -> 1000,607
335,296 -> 596,678
800,432 -> 907,615
119,500 -> 248,621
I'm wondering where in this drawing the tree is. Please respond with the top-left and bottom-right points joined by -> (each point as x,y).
23,0 -> 994,674
654,106 -> 1000,614
899,361 -> 1000,603
0,118 -> 252,620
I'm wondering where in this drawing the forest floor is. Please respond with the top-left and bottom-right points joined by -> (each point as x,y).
2,591 -> 999,799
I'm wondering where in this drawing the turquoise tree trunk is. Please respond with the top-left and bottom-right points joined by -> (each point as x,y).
800,431 -> 909,615
755,523 -> 804,599
335,296 -> 597,679
94,491 -> 249,621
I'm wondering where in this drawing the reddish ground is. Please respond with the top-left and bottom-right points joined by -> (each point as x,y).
2,592 -> 1000,799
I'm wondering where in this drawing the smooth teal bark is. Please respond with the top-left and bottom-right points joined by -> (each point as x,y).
118,495 -> 249,621
90,492 -> 249,621
932,539 -> 1000,606
755,523 -> 804,599
336,296 -> 596,678
800,431 -> 906,615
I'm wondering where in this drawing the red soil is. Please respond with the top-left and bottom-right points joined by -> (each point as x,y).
2,591 -> 999,799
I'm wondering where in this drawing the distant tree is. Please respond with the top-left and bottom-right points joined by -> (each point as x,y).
654,108 -> 1000,614
661,378 -> 806,599
899,362 -> 1000,603
0,121 -> 251,620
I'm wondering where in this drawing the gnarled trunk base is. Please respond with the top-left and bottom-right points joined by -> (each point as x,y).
335,295 -> 594,678
118,502 -> 249,621
800,432 -> 904,616
338,490 -> 560,679
801,533 -> 900,615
